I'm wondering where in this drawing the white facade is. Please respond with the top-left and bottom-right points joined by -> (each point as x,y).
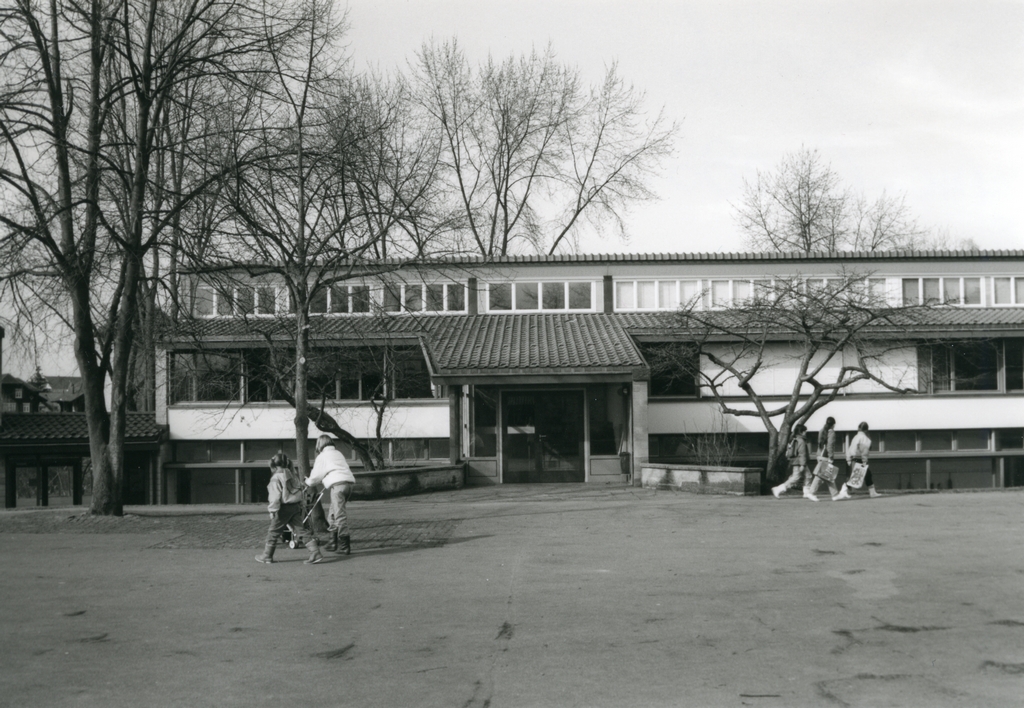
156,250 -> 1024,501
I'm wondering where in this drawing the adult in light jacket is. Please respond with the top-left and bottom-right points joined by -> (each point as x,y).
306,434 -> 357,554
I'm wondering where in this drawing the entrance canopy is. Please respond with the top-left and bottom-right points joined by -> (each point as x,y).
423,313 -> 649,384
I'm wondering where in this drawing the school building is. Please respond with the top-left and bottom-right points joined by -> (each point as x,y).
4,250 -> 1023,507
143,249 -> 1024,504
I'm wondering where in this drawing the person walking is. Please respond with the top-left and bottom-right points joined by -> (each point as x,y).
307,434 -> 357,555
255,452 -> 323,564
834,421 -> 882,500
806,417 -> 840,502
772,424 -> 812,499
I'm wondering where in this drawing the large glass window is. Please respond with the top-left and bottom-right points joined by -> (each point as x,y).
309,288 -> 328,314
588,384 -> 626,456
383,282 -> 402,312
515,283 -> 539,310
194,286 -> 214,317
351,286 -> 371,313
883,431 -> 917,452
919,342 -> 999,393
236,287 -> 254,315
426,284 -> 444,311
903,277 -> 988,306
405,284 -> 424,312
488,282 -> 590,311
964,278 -> 982,305
943,278 -> 960,305
957,430 -> 990,450
615,281 -> 634,309
902,278 -> 920,306
1006,340 -> 1024,391
641,342 -> 699,397
920,431 -> 952,451
471,387 -> 497,457
637,281 -> 656,309
243,350 -> 288,402
711,280 -> 730,308
171,352 -> 242,402
255,286 -> 278,315
489,283 -> 512,311
392,351 -> 432,399
568,282 -> 592,309
658,281 -> 678,310
993,278 -> 1012,305
543,282 -> 565,310
615,280 -> 698,311
215,288 -> 234,316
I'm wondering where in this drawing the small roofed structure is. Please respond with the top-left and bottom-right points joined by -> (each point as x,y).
0,412 -> 165,508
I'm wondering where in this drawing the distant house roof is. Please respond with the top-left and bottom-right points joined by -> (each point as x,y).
1,373 -> 44,393
0,413 -> 164,446
40,376 -> 85,403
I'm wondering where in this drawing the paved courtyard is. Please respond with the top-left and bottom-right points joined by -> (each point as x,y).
1,486 -> 1023,707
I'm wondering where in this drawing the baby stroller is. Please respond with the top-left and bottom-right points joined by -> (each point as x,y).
283,486 -> 325,549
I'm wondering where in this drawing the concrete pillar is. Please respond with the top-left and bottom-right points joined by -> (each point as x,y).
449,387 -> 461,463
603,275 -> 614,314
630,380 -> 649,487
38,457 -> 47,507
155,348 -> 169,425
73,459 -> 83,506
467,278 -> 478,315
157,441 -> 172,504
3,456 -> 13,508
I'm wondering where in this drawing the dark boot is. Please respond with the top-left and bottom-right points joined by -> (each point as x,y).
324,530 -> 338,552
304,538 -> 324,564
255,542 -> 276,564
339,534 -> 351,556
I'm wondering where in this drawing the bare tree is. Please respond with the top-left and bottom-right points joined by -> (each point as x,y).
654,274 -> 932,482
0,0 -> 291,514
183,0 -> 453,479
736,147 -> 930,253
414,39 -> 677,257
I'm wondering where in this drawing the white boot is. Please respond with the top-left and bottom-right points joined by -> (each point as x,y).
772,484 -> 786,498
833,484 -> 851,501
869,486 -> 882,498
803,488 -> 819,502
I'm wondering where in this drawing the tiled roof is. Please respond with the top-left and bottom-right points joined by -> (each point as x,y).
421,249 -> 1024,265
0,413 -> 164,443
181,249 -> 1024,272
423,314 -> 645,374
615,308 -> 1024,337
161,307 -> 1024,376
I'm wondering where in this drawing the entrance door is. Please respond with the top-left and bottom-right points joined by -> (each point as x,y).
502,391 -> 584,483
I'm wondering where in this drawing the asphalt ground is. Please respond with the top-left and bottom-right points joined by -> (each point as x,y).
1,485 -> 1023,708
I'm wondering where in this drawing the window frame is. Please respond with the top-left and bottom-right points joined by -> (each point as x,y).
902,276 -> 988,307
615,279 -> 701,311
487,281 -> 594,312
383,282 -> 468,314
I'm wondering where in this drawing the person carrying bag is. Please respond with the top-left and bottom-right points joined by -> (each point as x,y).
807,417 -> 839,502
834,421 -> 882,501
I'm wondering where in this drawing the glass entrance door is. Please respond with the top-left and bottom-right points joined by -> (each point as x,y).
502,391 -> 585,483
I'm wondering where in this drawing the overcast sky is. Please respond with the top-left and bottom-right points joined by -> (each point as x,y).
7,1 -> 1023,379
347,0 -> 1024,254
